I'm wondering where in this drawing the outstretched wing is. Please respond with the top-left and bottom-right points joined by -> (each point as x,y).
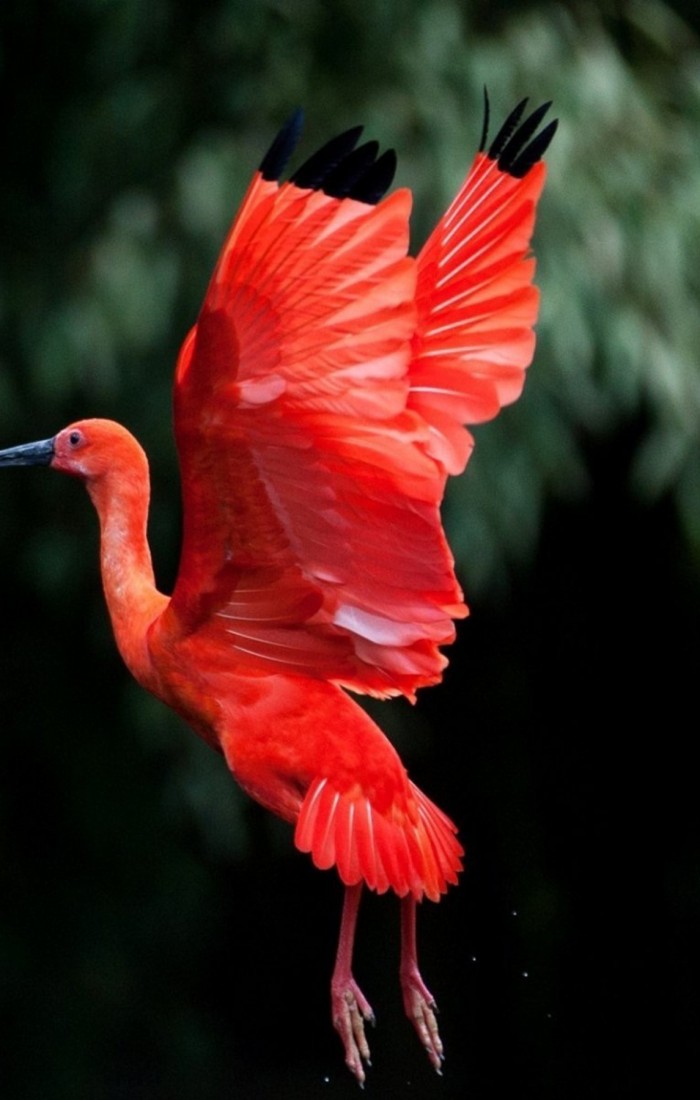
409,96 -> 557,473
158,100 -> 555,699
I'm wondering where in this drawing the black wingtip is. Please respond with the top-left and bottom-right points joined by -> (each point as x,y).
508,117 -> 558,177
291,125 -> 364,190
487,99 -> 557,178
479,86 -> 490,153
321,140 -> 379,199
352,148 -> 397,204
488,98 -> 529,160
259,108 -> 305,181
258,108 -> 399,206
289,122 -> 395,204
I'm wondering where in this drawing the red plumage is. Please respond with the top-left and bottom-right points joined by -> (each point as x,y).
0,95 -> 556,1082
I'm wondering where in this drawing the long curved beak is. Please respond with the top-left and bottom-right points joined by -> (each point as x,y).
0,438 -> 55,467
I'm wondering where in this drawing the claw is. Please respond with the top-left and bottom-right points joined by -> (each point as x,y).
401,966 -> 444,1072
332,978 -> 375,1085
330,886 -> 375,1083
399,895 -> 446,1072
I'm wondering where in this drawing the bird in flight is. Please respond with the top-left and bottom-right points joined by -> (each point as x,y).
0,94 -> 556,1083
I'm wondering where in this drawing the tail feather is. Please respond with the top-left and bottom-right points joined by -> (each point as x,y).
295,775 -> 463,901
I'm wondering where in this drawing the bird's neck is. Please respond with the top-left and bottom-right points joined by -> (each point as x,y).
86,460 -> 168,691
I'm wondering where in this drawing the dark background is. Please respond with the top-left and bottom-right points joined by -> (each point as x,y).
1,2 -> 699,1096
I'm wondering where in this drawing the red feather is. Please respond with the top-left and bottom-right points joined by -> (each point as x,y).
0,96 -> 556,1082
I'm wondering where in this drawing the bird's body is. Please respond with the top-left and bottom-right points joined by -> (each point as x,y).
0,96 -> 555,1081
79,417 -> 462,900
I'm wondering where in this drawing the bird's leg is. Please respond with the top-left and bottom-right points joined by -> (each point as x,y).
399,895 -> 444,1073
331,882 -> 375,1085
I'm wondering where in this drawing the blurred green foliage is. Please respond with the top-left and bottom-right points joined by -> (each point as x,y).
3,1 -> 700,590
1,1 -> 699,1097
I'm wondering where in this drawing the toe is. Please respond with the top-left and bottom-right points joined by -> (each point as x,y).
332,980 -> 375,1084
401,969 -> 445,1072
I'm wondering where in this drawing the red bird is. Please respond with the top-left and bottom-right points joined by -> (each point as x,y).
0,95 -> 555,1082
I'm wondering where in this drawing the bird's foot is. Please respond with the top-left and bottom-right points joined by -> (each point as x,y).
400,966 -> 444,1074
332,977 -> 375,1086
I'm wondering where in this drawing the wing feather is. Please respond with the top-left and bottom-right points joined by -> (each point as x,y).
409,102 -> 556,473
158,104 -> 554,697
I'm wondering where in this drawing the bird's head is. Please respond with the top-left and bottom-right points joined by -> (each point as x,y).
0,418 -> 148,485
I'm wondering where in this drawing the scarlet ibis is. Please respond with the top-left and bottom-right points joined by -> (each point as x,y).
0,95 -> 555,1082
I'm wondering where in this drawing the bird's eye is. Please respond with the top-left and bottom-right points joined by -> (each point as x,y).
69,430 -> 82,447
